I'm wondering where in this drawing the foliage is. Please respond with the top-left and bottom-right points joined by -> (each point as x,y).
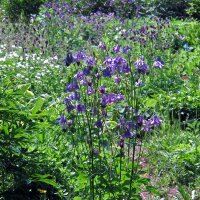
0,0 -> 50,21
187,0 -> 200,19
0,1 -> 200,199
153,0 -> 189,18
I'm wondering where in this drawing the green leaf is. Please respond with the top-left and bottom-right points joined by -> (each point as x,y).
16,84 -> 30,94
145,98 -> 157,108
38,179 -> 58,187
31,97 -> 45,114
105,121 -> 118,129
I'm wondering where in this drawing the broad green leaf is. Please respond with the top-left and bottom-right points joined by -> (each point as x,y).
145,98 -> 157,108
105,121 -> 118,129
31,97 -> 45,114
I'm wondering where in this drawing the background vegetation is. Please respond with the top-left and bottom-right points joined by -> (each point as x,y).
0,0 -> 199,199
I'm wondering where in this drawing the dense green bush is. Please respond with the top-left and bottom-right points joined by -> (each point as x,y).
153,0 -> 189,18
187,0 -> 200,19
0,0 -> 50,21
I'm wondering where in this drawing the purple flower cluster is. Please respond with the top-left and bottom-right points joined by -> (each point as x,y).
101,93 -> 124,106
137,115 -> 162,132
103,55 -> 130,77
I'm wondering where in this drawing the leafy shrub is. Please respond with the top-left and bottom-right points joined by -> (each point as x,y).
0,0 -> 50,21
187,0 -> 200,19
153,0 -> 189,18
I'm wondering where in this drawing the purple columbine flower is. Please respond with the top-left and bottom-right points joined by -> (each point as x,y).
98,42 -> 106,50
102,67 -> 112,77
153,57 -> 165,69
119,116 -> 126,129
99,86 -> 106,94
57,114 -> 66,129
93,149 -> 99,155
75,50 -> 86,62
114,76 -> 121,84
64,98 -> 75,113
104,57 -> 114,67
76,104 -> 86,112
142,120 -> 151,132
65,81 -> 79,92
135,57 -> 149,74
118,136 -> 124,148
83,66 -> 92,76
113,44 -> 120,53
64,52 -> 74,66
74,70 -> 85,81
122,129 -> 134,139
123,46 -> 132,53
86,56 -> 96,66
135,79 -> 142,87
101,93 -> 124,106
114,56 -> 127,68
87,86 -> 94,95
94,119 -> 103,128
121,64 -> 130,73
151,116 -> 162,127
137,115 -> 144,127
69,92 -> 80,101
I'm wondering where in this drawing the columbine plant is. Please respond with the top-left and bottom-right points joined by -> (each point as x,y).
57,41 -> 163,199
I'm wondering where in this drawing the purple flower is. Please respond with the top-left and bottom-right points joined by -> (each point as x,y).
135,57 -> 149,74
74,51 -> 86,62
69,92 -> 80,101
119,116 -> 126,129
64,52 -> 74,66
64,98 -> 75,112
57,114 -> 66,129
101,93 -> 124,106
99,86 -> 106,94
86,56 -> 96,66
142,120 -> 151,132
118,136 -> 124,148
151,116 -> 162,127
74,70 -> 85,81
153,57 -> 165,69
83,66 -> 92,76
102,67 -> 112,77
104,57 -> 114,67
65,81 -> 79,92
113,44 -> 120,53
114,76 -> 121,84
135,79 -> 142,87
123,46 -> 132,53
121,64 -> 130,73
87,86 -> 94,95
122,130 -> 134,139
137,115 -> 144,126
114,56 -> 127,68
76,104 -> 86,112
94,119 -> 103,128
98,42 -> 106,50
93,148 -> 99,155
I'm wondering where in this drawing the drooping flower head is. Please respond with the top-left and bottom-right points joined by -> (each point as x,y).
153,57 -> 165,69
98,42 -> 106,50
57,114 -> 66,129
113,44 -> 120,53
76,104 -> 86,112
65,81 -> 79,92
135,57 -> 149,74
101,93 -> 124,106
74,51 -> 86,62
